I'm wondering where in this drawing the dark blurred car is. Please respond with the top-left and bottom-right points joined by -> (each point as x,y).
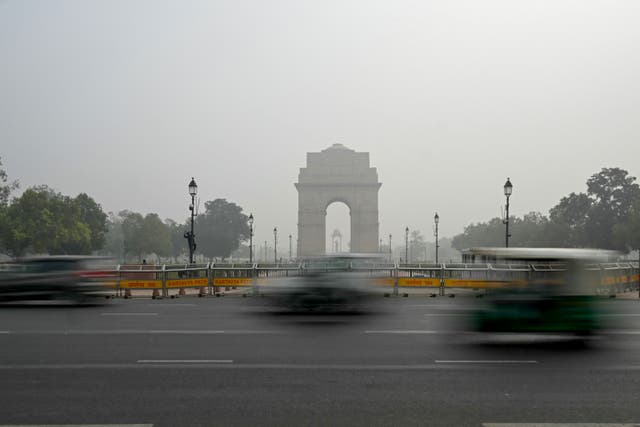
0,256 -> 115,304
263,254 -> 380,314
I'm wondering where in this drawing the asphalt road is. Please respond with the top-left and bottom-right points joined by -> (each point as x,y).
1,295 -> 640,426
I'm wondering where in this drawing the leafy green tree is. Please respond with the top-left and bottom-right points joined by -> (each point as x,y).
451,217 -> 505,250
0,156 -> 19,207
613,200 -> 640,254
195,199 -> 250,259
0,157 -> 18,255
452,168 -> 640,252
101,212 -> 125,261
1,186 -> 98,256
74,193 -> 108,251
140,213 -> 171,259
584,167 -> 640,250
548,192 -> 591,247
165,218 -> 187,263
119,211 -> 172,262
452,212 -> 552,250
120,210 -> 145,261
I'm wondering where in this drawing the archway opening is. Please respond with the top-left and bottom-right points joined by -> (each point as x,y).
325,201 -> 351,254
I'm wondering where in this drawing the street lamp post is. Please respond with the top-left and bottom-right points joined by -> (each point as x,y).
434,212 -> 440,264
248,213 -> 254,264
503,178 -> 513,248
405,226 -> 409,264
289,234 -> 292,260
184,177 -> 198,264
388,234 -> 392,262
273,227 -> 278,264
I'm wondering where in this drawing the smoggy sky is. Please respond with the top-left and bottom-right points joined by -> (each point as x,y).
2,0 -> 639,251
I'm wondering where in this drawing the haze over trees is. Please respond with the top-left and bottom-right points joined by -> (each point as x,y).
2,156 -> 639,260
452,167 -> 640,253
0,158 -> 252,261
195,199 -> 251,259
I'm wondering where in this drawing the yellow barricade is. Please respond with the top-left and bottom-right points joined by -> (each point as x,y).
213,277 -> 253,287
444,279 -> 508,289
372,278 -> 394,287
398,277 -> 440,287
119,280 -> 162,289
166,278 -> 209,288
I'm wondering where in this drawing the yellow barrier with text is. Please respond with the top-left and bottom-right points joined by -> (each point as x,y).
398,277 -> 441,287
119,280 -> 162,289
166,278 -> 209,288
213,277 -> 253,287
444,279 -> 509,289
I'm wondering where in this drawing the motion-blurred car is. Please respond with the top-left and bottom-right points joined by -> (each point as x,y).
0,256 -> 115,304
263,254 -> 381,314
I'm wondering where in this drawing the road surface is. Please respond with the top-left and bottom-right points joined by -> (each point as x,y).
1,295 -> 639,426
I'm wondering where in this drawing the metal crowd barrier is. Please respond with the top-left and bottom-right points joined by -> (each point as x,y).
106,261 -> 640,298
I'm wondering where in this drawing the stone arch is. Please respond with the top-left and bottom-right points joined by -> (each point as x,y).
295,144 -> 381,256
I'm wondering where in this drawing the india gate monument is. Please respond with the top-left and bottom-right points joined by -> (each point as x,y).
295,144 -> 381,256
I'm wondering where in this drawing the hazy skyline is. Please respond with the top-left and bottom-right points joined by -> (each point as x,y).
2,1 -> 639,250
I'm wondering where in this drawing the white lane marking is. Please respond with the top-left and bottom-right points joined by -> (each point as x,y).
423,313 -> 466,316
0,363 -> 505,370
5,363 -> 640,371
603,313 -> 640,317
365,330 -> 443,334
0,331 -> 9,334
0,425 -> 154,427
436,360 -> 538,364
147,330 -> 281,335
404,304 -> 440,307
483,424 -> 640,427
137,359 -> 233,364
144,303 -> 195,306
101,312 -> 159,316
607,331 -> 640,335
0,329 -> 282,335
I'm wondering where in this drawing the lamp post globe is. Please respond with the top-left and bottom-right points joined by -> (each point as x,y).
188,177 -> 198,197
504,178 -> 513,197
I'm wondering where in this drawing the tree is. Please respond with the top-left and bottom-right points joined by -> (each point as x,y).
584,168 -> 640,250
101,212 -> 125,261
451,218 -> 506,250
74,193 -> 108,251
195,199 -> 250,259
548,192 -> 591,247
613,200 -> 640,253
1,186 -> 98,256
104,211 -> 174,262
120,210 -> 145,261
0,156 -> 19,207
451,212 -> 553,251
139,213 -> 171,259
409,229 -> 426,262
165,219 -> 187,263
